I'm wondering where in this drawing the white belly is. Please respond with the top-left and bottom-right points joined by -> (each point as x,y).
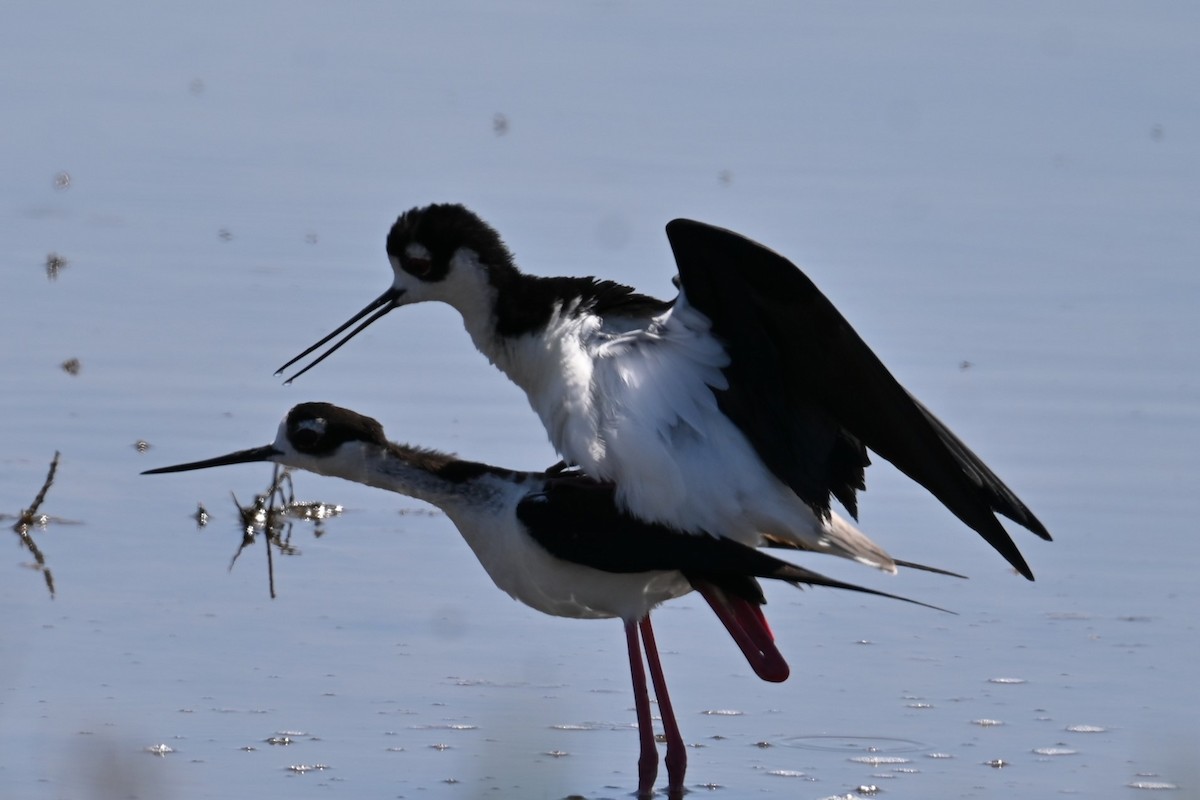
444,505 -> 693,622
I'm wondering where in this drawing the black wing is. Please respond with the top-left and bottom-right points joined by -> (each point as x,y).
516,476 -> 937,609
665,219 -> 1051,580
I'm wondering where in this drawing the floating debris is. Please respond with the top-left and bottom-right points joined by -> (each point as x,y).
222,467 -> 342,597
718,169 -> 733,186
45,252 -> 69,280
53,171 -> 71,190
193,503 -> 209,528
60,358 -> 81,376
134,440 -> 151,453
218,228 -> 233,242
144,744 -> 174,757
8,451 -> 61,597
985,758 -> 1009,769
265,735 -> 293,746
287,500 -> 343,524
492,112 -> 509,136
972,718 -> 1004,727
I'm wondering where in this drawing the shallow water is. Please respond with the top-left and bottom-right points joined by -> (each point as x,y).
3,3 -> 1198,798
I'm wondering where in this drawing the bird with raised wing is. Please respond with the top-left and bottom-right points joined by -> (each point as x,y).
144,402 -> 941,799
278,205 -> 1051,578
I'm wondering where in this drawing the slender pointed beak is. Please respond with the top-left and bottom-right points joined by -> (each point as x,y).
142,445 -> 281,475
275,287 -> 403,383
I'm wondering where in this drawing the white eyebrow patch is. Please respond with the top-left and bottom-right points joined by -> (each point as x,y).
406,243 -> 432,260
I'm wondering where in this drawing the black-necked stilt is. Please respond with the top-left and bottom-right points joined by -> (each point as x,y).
144,402 -> 941,798
278,204 -> 1051,579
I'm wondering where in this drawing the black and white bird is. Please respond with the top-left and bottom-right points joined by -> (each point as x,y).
144,402 -> 937,799
279,204 -> 1051,579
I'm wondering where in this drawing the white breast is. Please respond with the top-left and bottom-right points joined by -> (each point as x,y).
483,294 -> 895,571
441,475 -> 692,621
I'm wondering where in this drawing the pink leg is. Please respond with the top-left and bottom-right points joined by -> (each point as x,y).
640,616 -> 687,798
625,619 -> 658,798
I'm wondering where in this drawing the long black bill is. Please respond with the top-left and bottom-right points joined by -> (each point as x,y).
142,445 -> 281,475
275,288 -> 401,384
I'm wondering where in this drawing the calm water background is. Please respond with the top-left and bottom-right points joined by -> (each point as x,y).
3,3 -> 1198,798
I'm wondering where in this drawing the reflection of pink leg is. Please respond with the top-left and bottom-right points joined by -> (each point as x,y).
695,580 -> 790,682
625,619 -> 658,798
640,616 -> 687,797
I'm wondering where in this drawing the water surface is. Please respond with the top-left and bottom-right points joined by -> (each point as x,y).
2,3 -> 1198,797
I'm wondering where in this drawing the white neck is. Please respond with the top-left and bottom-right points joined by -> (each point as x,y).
293,442 -> 512,518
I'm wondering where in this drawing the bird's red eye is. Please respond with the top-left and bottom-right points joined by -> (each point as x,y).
406,257 -> 433,278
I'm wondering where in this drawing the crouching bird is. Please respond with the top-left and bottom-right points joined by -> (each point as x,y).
145,402 -> 944,798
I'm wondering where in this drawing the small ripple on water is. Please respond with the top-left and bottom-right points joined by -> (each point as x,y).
286,764 -> 329,774
781,735 -> 924,754
1065,724 -> 1108,733
1033,746 -> 1078,756
988,676 -> 1027,684
1128,780 -> 1179,791
849,755 -> 912,766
